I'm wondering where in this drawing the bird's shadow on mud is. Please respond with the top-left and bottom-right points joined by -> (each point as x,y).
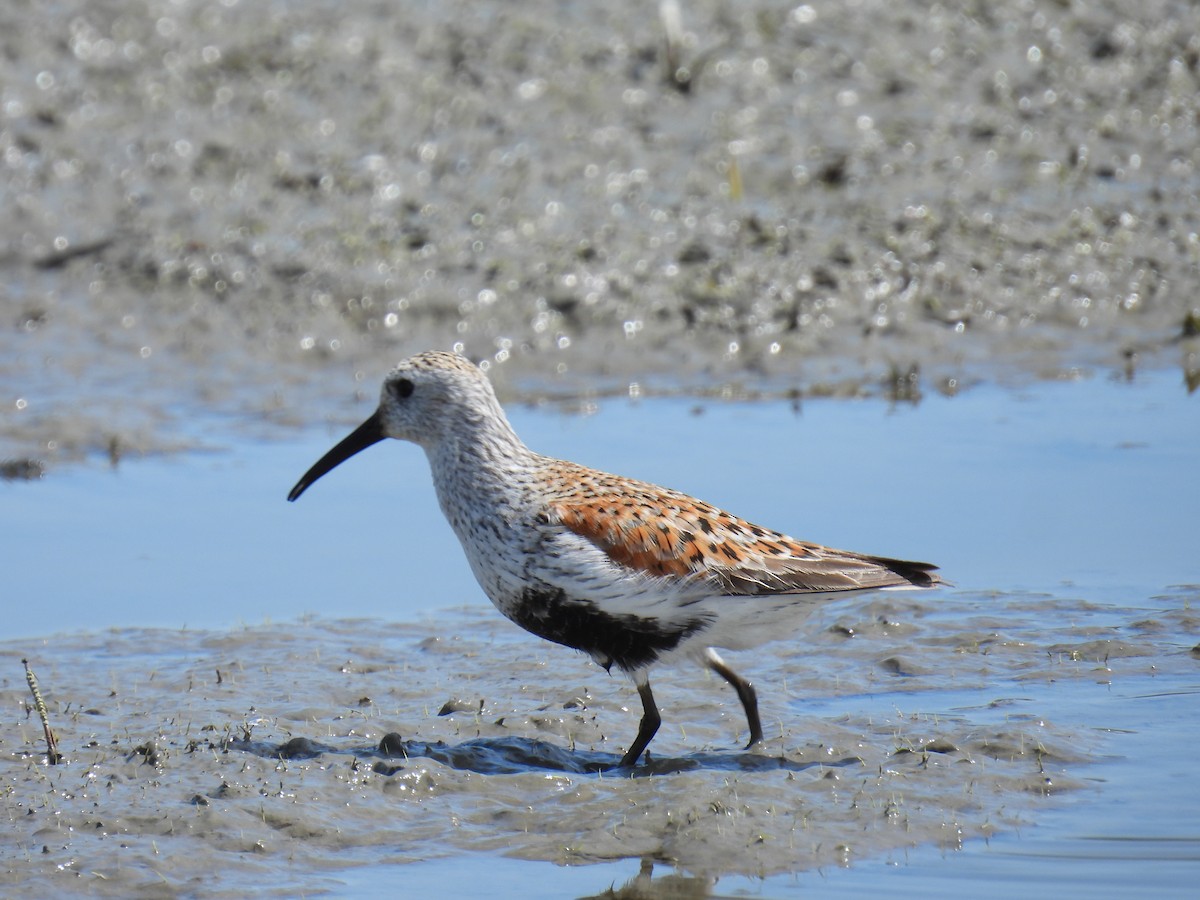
240,733 -> 857,777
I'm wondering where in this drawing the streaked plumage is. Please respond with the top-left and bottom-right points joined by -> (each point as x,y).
288,350 -> 940,768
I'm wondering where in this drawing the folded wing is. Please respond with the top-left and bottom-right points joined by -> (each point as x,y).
544,462 -> 940,597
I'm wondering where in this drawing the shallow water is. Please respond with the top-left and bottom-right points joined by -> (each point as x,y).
4,369 -> 1196,638
3,371 -> 1198,896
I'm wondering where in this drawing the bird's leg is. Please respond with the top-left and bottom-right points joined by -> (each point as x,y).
616,677 -> 661,768
704,649 -> 762,748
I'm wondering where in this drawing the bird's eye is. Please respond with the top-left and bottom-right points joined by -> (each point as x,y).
390,378 -> 414,400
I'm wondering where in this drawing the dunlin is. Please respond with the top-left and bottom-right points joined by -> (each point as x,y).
288,351 -> 940,768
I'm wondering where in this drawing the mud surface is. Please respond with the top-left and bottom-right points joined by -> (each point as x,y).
2,0 -> 1199,466
4,587 -> 1197,896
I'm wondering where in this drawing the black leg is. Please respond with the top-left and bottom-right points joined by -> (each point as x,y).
706,655 -> 762,748
617,679 -> 661,768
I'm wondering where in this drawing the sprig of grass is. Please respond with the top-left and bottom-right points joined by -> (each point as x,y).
23,658 -> 63,765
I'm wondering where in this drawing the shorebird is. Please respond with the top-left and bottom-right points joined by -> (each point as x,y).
288,351 -> 940,769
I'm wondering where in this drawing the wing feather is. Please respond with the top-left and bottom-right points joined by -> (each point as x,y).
543,461 -> 940,597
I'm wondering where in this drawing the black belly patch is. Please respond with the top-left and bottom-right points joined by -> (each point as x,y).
507,587 -> 709,671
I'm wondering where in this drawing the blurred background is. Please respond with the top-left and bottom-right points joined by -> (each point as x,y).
2,0 -> 1197,469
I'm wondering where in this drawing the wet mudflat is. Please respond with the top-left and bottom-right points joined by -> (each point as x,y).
4,586 -> 1196,897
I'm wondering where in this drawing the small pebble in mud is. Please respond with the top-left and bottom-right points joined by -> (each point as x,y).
1182,311 -> 1200,338
0,458 -> 44,481
131,743 -> 163,766
378,732 -> 406,755
438,698 -> 483,716
924,739 -> 960,754
878,656 -> 931,677
276,737 -> 323,759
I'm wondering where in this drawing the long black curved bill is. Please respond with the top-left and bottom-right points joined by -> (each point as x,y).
287,412 -> 386,501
